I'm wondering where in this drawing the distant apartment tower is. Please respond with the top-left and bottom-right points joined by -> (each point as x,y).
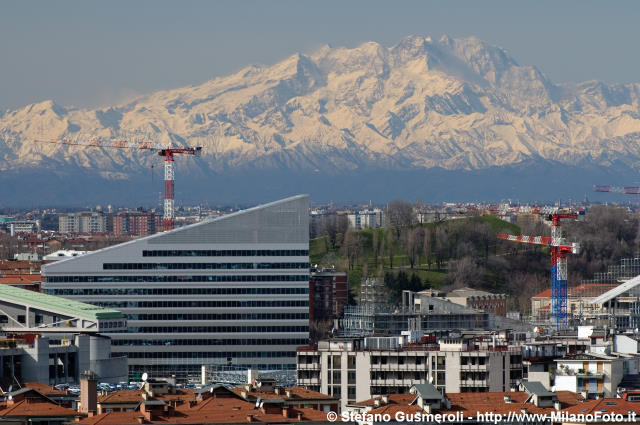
346,209 -> 383,229
309,268 -> 348,322
58,212 -> 107,233
43,196 -> 310,379
112,212 -> 157,236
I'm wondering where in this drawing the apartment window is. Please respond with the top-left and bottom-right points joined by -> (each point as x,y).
332,371 -> 341,384
348,371 -> 356,385
347,355 -> 356,369
332,355 -> 341,369
347,386 -> 356,401
331,385 -> 341,397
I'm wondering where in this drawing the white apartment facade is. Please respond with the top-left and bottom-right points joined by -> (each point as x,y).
297,337 -> 523,410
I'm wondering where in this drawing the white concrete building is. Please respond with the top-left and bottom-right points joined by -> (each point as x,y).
554,353 -> 624,398
43,196 -> 310,380
297,336 -> 523,410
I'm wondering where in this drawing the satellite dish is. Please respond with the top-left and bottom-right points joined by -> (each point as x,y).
7,395 -> 12,401
141,373 -> 148,382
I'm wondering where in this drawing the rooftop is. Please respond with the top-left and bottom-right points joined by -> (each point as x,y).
0,284 -> 123,320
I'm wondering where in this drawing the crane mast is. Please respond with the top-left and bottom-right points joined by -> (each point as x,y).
498,211 -> 581,329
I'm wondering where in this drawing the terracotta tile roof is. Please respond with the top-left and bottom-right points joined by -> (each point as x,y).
367,404 -> 426,417
79,396 -> 328,424
562,398 -> 640,416
231,386 -> 335,401
353,394 -> 417,407
98,390 -> 141,404
20,382 -> 70,396
98,389 -> 197,405
533,289 -> 552,298
0,399 -> 77,418
441,391 -> 583,416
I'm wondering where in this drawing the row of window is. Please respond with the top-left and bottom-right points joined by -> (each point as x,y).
112,338 -> 308,346
120,325 -> 309,333
47,287 -> 309,296
142,249 -> 309,257
46,275 -> 310,283
103,262 -> 310,270
125,351 -> 297,359
94,300 -> 309,309
127,313 -> 309,321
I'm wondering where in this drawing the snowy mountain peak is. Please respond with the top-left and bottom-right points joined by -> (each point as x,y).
2,34 -> 640,205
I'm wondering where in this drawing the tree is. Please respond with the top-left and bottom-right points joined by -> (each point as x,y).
372,230 -> 380,268
343,228 -> 362,270
406,227 -> 423,269
385,227 -> 396,269
386,200 -> 415,230
423,227 -> 433,270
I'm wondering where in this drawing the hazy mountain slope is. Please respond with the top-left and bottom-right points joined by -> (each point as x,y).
2,35 -> 640,205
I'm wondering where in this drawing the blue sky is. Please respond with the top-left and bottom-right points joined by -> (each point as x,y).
1,0 -> 639,110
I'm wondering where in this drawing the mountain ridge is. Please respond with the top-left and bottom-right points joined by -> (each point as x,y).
2,34 -> 640,205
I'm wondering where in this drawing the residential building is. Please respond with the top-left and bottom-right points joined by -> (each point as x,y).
58,212 -> 107,234
0,387 -> 78,424
346,209 -> 383,229
42,195 -> 311,380
446,287 -> 507,316
554,353 -> 624,398
310,267 -> 348,322
297,334 -> 523,411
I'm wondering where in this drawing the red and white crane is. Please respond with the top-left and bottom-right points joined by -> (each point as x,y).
594,185 -> 640,195
498,211 -> 581,328
34,136 -> 202,231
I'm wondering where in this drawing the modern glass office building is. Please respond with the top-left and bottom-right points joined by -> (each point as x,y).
42,195 -> 310,379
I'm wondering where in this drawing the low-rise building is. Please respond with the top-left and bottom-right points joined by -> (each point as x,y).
446,287 -> 507,316
554,353 -> 624,398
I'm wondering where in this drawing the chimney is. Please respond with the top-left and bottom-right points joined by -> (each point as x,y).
282,406 -> 289,418
554,401 -> 562,411
297,412 -> 303,421
374,399 -> 381,407
504,395 -> 512,403
382,395 -> 389,404
136,416 -> 144,424
246,414 -> 255,422
275,387 -> 280,395
520,408 -> 528,414
80,371 -> 98,415
241,390 -> 248,399
285,389 -> 292,398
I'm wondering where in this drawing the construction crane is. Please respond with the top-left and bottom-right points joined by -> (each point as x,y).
594,185 -> 640,195
498,211 -> 581,329
34,136 -> 202,231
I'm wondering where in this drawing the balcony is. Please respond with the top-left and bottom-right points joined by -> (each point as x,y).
460,379 -> 488,387
460,363 -> 487,371
297,363 -> 320,370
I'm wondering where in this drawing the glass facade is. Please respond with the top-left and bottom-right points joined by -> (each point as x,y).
42,195 -> 311,380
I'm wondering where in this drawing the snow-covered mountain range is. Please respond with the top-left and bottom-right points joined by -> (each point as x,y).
2,35 -> 639,205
